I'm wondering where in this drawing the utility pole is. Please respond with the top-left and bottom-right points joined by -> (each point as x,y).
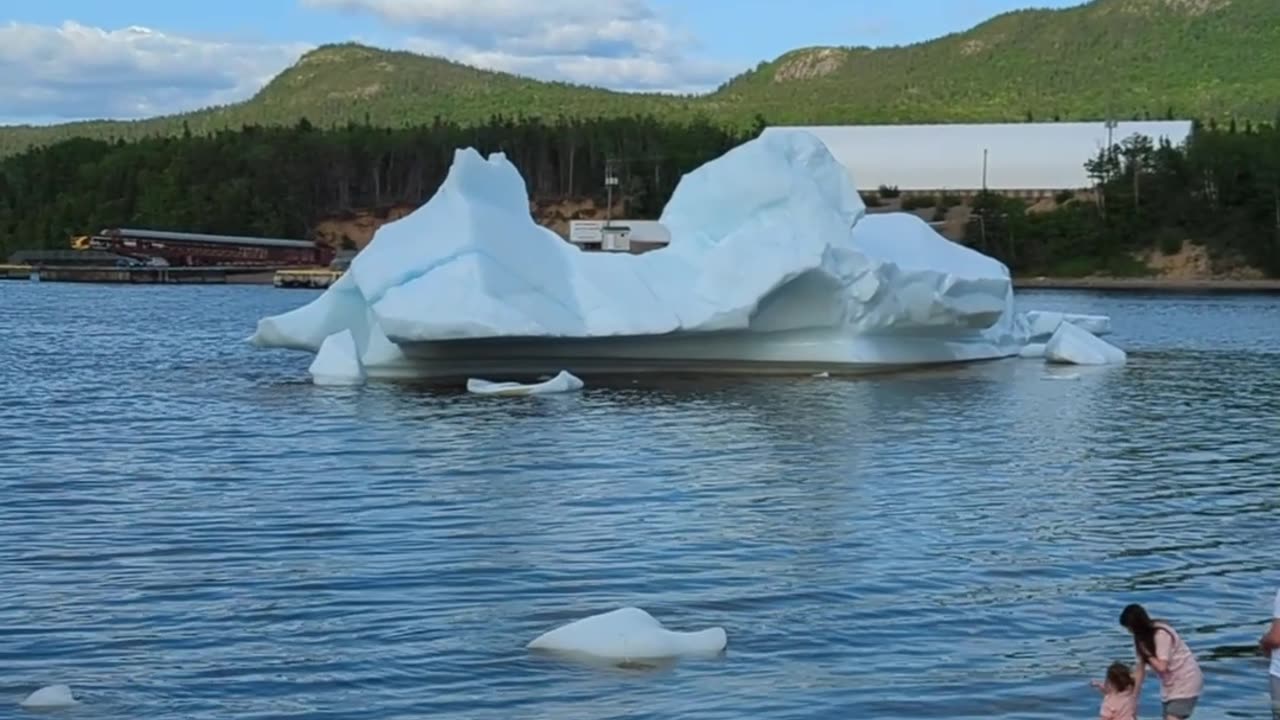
1105,118 -> 1118,180
982,148 -> 989,193
604,158 -> 619,228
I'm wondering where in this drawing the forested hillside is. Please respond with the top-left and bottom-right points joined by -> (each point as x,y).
2,0 -> 1279,155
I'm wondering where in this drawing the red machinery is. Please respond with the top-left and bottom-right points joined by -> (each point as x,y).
71,228 -> 335,268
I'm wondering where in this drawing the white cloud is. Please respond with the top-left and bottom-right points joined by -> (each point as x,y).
0,22 -> 310,123
304,0 -> 740,94
405,37 -> 735,95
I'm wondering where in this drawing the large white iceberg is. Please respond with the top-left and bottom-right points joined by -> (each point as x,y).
251,130 -> 1104,380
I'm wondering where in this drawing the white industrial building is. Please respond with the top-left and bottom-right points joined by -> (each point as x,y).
762,121 -> 1194,196
567,219 -> 671,253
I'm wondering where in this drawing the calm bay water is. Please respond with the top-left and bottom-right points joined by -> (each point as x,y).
1,281 -> 1278,719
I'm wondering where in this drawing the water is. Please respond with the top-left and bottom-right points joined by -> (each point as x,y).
1,282 -> 1277,719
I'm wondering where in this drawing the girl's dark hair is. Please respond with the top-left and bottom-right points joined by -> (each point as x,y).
1119,603 -> 1158,660
1106,661 -> 1135,692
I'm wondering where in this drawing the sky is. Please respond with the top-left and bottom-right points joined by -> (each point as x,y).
0,0 -> 1085,125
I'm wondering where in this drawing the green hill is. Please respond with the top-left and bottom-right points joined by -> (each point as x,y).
3,0 -> 1279,155
721,0 -> 1280,124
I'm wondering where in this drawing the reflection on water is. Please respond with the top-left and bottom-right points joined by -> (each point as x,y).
0,283 -> 1277,719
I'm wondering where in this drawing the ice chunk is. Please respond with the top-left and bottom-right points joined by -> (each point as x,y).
1019,343 -> 1047,359
466,370 -> 583,396
1024,310 -> 1111,340
20,685 -> 78,709
251,130 -> 1042,378
308,329 -> 365,385
1044,322 -> 1127,365
527,607 -> 727,663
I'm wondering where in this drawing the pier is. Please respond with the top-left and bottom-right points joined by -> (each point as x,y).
1,264 -> 278,284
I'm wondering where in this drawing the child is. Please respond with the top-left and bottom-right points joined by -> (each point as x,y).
1093,661 -> 1140,720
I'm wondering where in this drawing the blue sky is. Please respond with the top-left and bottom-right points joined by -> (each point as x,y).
0,0 -> 1085,124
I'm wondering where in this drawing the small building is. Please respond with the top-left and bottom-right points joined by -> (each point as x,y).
761,121 -> 1195,197
568,220 -> 671,253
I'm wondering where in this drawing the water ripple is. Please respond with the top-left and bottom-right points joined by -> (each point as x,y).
1,283 -> 1278,719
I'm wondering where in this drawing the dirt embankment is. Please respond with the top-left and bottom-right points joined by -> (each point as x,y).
311,197 -> 625,250
315,195 -> 1267,285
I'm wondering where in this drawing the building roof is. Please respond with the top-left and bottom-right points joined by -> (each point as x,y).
762,121 -> 1194,192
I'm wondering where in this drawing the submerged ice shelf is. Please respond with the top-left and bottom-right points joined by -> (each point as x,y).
251,129 -> 1123,382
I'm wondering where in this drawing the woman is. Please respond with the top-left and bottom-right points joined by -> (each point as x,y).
1119,603 -> 1204,719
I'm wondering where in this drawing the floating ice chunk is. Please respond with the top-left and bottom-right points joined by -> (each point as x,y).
1044,322 -> 1127,365
466,370 -> 583,396
251,130 -> 1041,378
308,329 -> 365,385
20,685 -> 78,709
527,607 -> 727,663
1019,343 -> 1047,359
1024,310 -> 1112,340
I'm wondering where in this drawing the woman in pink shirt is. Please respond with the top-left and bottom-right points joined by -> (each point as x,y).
1120,603 -> 1205,719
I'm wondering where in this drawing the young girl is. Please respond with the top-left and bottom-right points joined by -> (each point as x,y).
1093,661 -> 1140,720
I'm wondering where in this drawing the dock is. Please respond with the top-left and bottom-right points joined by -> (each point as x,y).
2,264 -> 278,285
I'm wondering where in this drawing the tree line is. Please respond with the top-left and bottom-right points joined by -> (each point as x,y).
0,115 -> 749,258
2,116 -> 1278,278
965,120 -> 1280,277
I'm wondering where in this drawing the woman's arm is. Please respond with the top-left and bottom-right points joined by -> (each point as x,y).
1148,629 -> 1173,674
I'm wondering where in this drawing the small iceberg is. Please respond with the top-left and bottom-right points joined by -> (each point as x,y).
1044,322 -> 1127,366
1024,310 -> 1112,340
527,607 -> 727,664
20,684 -> 78,709
309,329 -> 365,386
466,370 -> 583,396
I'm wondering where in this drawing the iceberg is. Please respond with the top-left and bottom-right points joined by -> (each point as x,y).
1044,322 -> 1127,365
251,129 -> 1111,381
466,370 -> 583,396
527,607 -> 727,664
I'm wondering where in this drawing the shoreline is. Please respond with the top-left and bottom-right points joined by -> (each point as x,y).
1013,277 -> 1280,293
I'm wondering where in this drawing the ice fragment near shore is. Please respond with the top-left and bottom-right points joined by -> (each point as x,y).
20,685 -> 78,709
1025,310 -> 1111,340
466,370 -> 583,396
1044,322 -> 1127,365
527,607 -> 727,664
